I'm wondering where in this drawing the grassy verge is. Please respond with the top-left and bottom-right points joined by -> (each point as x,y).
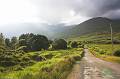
89,44 -> 120,64
0,48 -> 83,79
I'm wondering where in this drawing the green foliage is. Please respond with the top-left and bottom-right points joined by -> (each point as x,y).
89,44 -> 120,63
68,41 -> 71,45
0,33 -> 5,46
71,41 -> 78,48
19,33 -> 49,52
48,40 -> 53,44
114,50 -> 120,57
52,39 -> 67,50
5,38 -> 11,48
0,32 -> 84,79
0,48 -> 83,79
68,32 -> 120,44
11,37 -> 18,49
32,35 -> 49,51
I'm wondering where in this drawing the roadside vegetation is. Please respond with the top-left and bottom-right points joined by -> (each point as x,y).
0,33 -> 84,79
68,32 -> 120,64
0,48 -> 83,79
89,44 -> 120,63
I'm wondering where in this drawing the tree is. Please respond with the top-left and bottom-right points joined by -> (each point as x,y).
52,39 -> 67,50
19,33 -> 49,51
5,38 -> 11,48
0,33 -> 5,46
71,41 -> 78,48
32,35 -> 49,51
48,40 -> 53,44
19,33 -> 34,52
11,37 -> 18,49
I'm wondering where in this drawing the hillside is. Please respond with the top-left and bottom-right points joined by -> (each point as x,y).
61,17 -> 120,38
68,32 -> 120,44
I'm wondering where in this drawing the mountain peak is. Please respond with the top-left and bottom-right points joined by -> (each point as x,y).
62,17 -> 120,38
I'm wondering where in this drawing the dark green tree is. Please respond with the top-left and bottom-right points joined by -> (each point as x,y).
11,37 -> 18,49
5,38 -> 11,48
0,33 -> 5,46
48,40 -> 53,44
32,35 -> 49,51
19,33 -> 34,52
19,33 -> 49,51
52,39 -> 67,50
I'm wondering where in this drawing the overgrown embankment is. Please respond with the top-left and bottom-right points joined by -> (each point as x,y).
89,44 -> 120,63
0,48 -> 84,79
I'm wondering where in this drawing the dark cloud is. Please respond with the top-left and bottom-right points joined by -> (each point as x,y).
72,0 -> 120,18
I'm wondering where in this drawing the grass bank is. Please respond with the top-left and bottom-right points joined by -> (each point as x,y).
0,48 -> 83,79
89,44 -> 120,63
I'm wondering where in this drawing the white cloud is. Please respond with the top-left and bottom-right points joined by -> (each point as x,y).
29,0 -> 90,25
0,0 -> 120,26
0,0 -> 41,25
0,0 -> 119,37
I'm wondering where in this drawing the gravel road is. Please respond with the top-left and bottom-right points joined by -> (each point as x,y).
67,49 -> 120,79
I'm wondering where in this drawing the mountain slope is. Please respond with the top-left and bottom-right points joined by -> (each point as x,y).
62,17 -> 120,38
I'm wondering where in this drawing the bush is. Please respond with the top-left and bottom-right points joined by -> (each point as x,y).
71,41 -> 78,48
114,50 -> 120,57
0,61 -> 17,67
31,54 -> 44,61
44,53 -> 54,59
68,41 -> 71,45
52,39 -> 67,50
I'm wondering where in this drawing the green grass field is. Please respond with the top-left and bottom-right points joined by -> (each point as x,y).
68,33 -> 120,44
89,44 -> 120,63
67,32 -> 120,64
0,48 -> 83,79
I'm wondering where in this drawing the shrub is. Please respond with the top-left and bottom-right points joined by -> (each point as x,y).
31,54 -> 44,61
0,61 -> 17,67
44,53 -> 54,59
71,41 -> 78,48
114,50 -> 120,57
52,39 -> 67,50
68,41 -> 71,45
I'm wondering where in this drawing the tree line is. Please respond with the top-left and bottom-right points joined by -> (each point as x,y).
0,33 -> 49,52
0,33 -> 84,53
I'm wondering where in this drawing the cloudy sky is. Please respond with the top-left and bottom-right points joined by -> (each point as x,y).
0,0 -> 120,37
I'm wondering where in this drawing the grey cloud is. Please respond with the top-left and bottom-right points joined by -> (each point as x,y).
1,0 -> 120,38
30,0 -> 120,24
71,0 -> 120,18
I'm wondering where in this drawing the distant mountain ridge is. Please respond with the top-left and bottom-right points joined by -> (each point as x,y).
60,17 -> 120,38
2,17 -> 120,39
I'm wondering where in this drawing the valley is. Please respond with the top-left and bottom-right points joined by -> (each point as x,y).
0,17 -> 120,79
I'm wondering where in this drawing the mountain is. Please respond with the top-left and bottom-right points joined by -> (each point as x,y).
61,17 -> 120,38
2,17 -> 120,39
